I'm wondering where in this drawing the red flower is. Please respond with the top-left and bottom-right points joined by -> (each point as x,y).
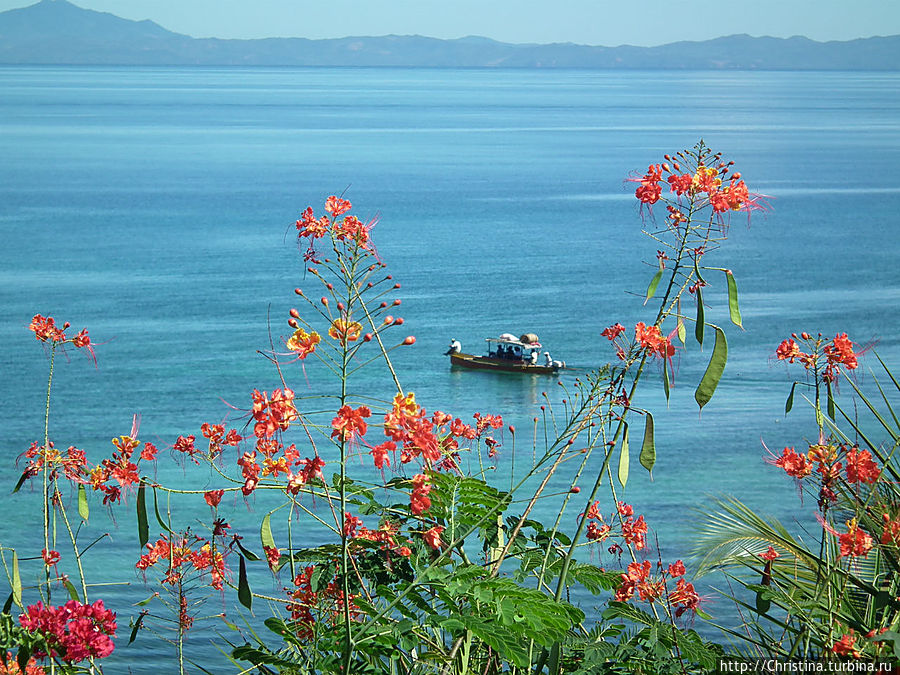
410,474 -> 431,515
837,519 -> 873,558
773,447 -> 813,479
324,196 -> 352,218
20,600 -> 117,662
140,442 -> 158,461
251,388 -> 299,438
300,456 -> 325,484
845,447 -> 879,484
634,165 -> 663,204
667,560 -> 686,577
371,441 -> 394,470
204,490 -> 224,507
670,578 -> 701,617
41,549 -> 61,567
295,206 -> 330,239
634,322 -> 674,360
264,545 -> 280,571
759,546 -> 779,562
775,338 -> 802,363
831,631 -> 860,658
28,314 -> 67,343
601,323 -> 625,341
422,525 -> 444,550
331,405 -> 371,441
621,515 -> 648,550
173,435 -> 197,457
586,522 -> 611,541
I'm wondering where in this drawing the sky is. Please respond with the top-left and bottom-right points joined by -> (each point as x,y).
1,0 -> 898,46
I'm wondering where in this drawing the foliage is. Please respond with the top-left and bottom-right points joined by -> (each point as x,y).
3,142 -> 769,673
696,334 -> 900,662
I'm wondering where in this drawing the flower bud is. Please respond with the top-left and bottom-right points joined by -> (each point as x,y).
383,315 -> 394,324
393,283 -> 401,289
363,333 -> 373,342
288,319 -> 299,328
386,275 -> 392,280
801,332 -> 810,340
366,282 -> 374,288
63,322 -> 70,329
326,283 -> 333,290
570,486 -> 581,493
294,288 -> 304,296
289,308 -> 300,318
402,336 -> 416,345
380,302 -> 387,308
393,318 -> 404,325
321,297 -> 328,306
393,299 -> 401,306
508,425 -> 515,434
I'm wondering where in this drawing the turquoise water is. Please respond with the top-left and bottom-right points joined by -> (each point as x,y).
1,66 -> 899,670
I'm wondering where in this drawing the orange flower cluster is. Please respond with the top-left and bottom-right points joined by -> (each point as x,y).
295,197 -> 376,252
635,322 -> 675,361
251,388 -> 299,439
0,654 -> 45,674
614,558 -> 699,618
136,534 -> 226,590
22,430 -> 158,505
775,332 -> 859,383
382,393 -> 498,471
286,565 -> 361,642
28,314 -> 94,361
632,155 -> 754,216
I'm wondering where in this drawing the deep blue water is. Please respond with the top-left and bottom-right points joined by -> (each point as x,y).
1,66 -> 899,671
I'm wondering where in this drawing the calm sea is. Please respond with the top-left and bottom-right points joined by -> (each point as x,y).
1,66 -> 899,671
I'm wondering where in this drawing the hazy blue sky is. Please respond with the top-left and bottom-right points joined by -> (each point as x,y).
2,0 -> 897,46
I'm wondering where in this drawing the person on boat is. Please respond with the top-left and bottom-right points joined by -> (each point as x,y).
544,351 -> 553,367
445,339 -> 462,355
529,350 -> 538,365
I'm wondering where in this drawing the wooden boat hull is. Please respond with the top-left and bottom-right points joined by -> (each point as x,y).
449,352 -> 559,375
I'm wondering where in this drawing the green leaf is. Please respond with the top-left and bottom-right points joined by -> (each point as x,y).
235,539 -> 260,562
152,487 -> 173,534
662,356 -> 670,401
694,325 -> 727,411
62,577 -> 80,602
261,512 -> 275,552
755,590 -> 771,615
640,412 -> 655,477
136,483 -> 149,549
785,382 -> 796,415
677,315 -> 686,346
77,484 -> 89,522
695,286 -> 705,346
617,424 -> 629,489
826,381 -> 836,421
725,270 -> 743,328
128,612 -> 146,645
12,471 -> 30,494
644,269 -> 663,305
11,552 -> 21,606
238,555 -> 252,610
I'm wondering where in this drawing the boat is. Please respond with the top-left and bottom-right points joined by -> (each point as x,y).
446,333 -> 564,375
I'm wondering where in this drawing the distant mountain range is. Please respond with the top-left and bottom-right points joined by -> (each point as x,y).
1,0 -> 898,69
